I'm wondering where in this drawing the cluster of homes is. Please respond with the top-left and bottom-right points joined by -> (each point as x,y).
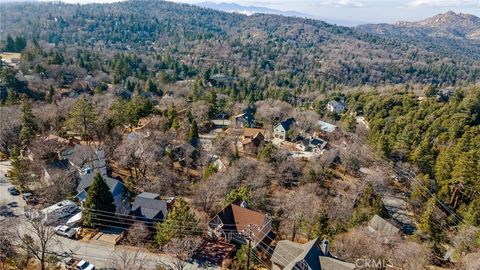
233,107 -> 341,158
34,131 -> 358,269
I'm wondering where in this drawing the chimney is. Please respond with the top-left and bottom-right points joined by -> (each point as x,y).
240,200 -> 248,208
321,239 -> 330,256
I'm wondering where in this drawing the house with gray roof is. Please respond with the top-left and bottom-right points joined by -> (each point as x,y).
130,192 -> 168,224
326,100 -> 346,114
317,121 -> 338,133
75,170 -> 127,214
368,214 -> 400,236
272,238 -> 355,270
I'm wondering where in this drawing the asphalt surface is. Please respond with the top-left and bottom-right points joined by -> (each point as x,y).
0,161 -> 216,270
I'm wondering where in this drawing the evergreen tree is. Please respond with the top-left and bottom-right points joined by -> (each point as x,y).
82,173 -> 116,227
342,114 -> 357,133
145,78 -> 157,94
224,185 -> 252,206
418,196 -> 444,243
5,34 -> 14,52
465,198 -> 480,226
19,96 -> 37,146
188,120 -> 199,143
46,85 -> 55,103
155,198 -> 199,246
9,146 -> 29,188
13,36 -> 26,52
66,96 -> 97,142
257,143 -> 274,163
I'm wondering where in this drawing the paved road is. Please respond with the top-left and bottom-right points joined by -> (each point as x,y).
0,161 -> 217,270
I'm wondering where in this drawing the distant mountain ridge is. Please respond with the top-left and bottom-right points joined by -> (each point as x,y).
360,11 -> 480,40
197,1 -> 311,18
195,2 -> 365,26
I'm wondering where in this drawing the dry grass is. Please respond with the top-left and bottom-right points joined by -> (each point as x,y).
0,52 -> 21,60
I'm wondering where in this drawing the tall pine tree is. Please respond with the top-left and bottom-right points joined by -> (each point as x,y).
66,96 -> 97,142
82,173 -> 116,227
155,198 -> 199,246
188,120 -> 199,144
19,96 -> 37,146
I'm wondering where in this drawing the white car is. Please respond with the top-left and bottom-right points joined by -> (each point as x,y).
54,225 -> 77,238
76,260 -> 95,270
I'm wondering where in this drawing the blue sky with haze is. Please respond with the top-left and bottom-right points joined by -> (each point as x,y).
23,0 -> 480,24
169,0 -> 480,23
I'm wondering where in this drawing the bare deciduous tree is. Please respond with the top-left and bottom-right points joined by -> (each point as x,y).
0,218 -> 18,269
111,248 -> 146,270
160,237 -> 202,270
38,167 -> 77,205
125,221 -> 150,247
255,99 -> 293,126
0,106 -> 21,154
18,214 -> 58,270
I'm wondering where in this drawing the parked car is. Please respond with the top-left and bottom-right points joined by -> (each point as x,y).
22,193 -> 38,204
7,187 -> 20,196
64,257 -> 95,270
54,225 -> 78,238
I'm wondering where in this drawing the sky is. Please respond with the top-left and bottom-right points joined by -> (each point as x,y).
168,0 -> 480,24
5,0 -> 480,24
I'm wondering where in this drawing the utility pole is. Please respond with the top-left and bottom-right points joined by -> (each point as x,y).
246,224 -> 253,270
246,235 -> 252,270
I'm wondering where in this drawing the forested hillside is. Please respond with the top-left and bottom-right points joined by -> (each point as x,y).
349,88 -> 480,226
1,0 -> 479,95
1,1 -> 480,269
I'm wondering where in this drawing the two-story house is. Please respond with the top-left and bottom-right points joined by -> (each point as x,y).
326,100 -> 346,114
208,202 -> 272,248
273,118 -> 296,141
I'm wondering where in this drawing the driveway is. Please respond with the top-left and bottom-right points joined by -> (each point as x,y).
0,161 -> 26,218
1,159 -> 218,269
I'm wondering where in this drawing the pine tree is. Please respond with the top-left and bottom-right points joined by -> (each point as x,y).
66,96 -> 97,142
188,120 -> 199,143
418,196 -> 444,243
155,198 -> 199,246
82,173 -> 116,227
224,185 -> 252,206
46,85 -> 55,103
145,78 -> 157,94
342,114 -> 357,133
19,96 -> 37,146
465,198 -> 480,226
5,34 -> 14,52
9,146 -> 28,187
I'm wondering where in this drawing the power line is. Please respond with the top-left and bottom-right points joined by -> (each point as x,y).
350,133 -> 465,226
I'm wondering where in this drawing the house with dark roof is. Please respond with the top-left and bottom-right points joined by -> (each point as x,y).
295,137 -> 328,153
208,203 -> 272,248
273,118 -> 296,141
242,128 -> 267,154
234,108 -> 256,128
272,238 -> 356,270
42,159 -> 75,183
130,192 -> 168,224
75,169 -> 127,214
167,142 -> 199,168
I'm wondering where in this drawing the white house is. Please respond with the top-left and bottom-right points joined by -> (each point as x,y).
326,100 -> 346,114
273,118 -> 296,141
